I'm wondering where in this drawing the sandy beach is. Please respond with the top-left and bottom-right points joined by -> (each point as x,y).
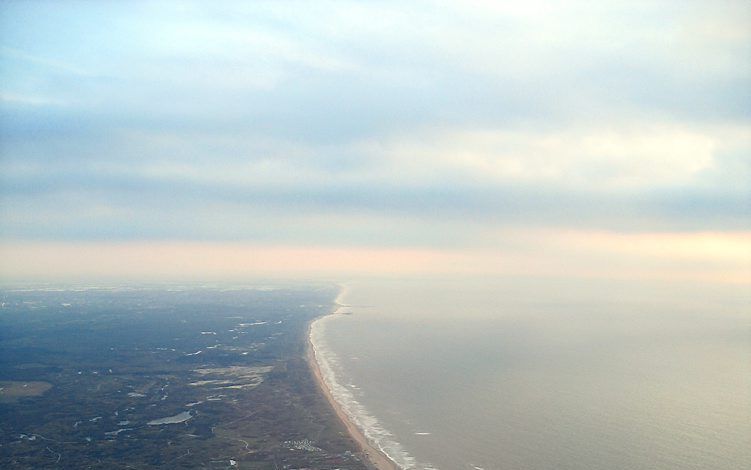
307,317 -> 398,470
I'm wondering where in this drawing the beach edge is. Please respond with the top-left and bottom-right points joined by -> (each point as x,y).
306,297 -> 398,470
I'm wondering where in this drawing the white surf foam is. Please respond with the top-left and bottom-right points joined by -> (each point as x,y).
310,285 -> 438,470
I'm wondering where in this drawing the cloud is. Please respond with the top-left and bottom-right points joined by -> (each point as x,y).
359,124 -> 725,189
0,92 -> 68,107
0,46 -> 92,77
0,1 -> 749,281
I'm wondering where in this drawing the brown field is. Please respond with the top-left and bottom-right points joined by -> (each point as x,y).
0,381 -> 53,403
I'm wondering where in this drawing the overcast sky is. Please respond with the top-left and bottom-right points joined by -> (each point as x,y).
1,1 -> 749,282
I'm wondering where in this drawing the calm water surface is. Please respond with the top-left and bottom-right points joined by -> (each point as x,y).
313,278 -> 750,470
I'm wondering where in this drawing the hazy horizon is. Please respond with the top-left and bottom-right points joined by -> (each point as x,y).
2,5 -> 749,468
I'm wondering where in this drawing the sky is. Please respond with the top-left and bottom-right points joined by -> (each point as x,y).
0,0 -> 749,283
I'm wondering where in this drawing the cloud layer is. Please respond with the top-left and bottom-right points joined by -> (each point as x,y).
1,1 -> 749,280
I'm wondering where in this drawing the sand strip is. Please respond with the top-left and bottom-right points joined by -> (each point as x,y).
307,318 -> 397,470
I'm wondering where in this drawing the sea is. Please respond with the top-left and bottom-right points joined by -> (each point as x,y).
310,277 -> 750,470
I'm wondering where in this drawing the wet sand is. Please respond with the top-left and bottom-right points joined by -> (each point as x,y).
307,318 -> 398,470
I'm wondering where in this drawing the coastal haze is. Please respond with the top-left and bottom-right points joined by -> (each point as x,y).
316,279 -> 750,469
1,1 -> 750,469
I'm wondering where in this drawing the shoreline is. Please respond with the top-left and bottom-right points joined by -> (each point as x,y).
306,301 -> 398,470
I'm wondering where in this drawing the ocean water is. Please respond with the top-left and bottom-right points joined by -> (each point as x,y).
311,278 -> 750,470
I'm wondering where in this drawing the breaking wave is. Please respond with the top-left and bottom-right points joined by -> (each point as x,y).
310,288 -> 436,470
